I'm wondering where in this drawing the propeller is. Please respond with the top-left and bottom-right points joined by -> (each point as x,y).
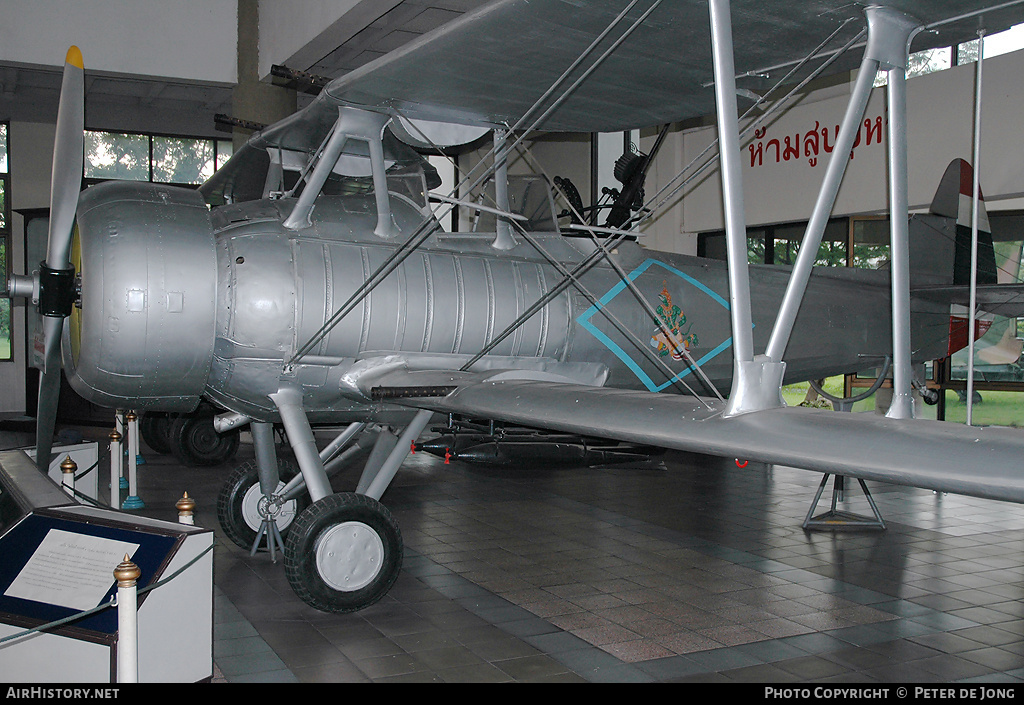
14,47 -> 84,472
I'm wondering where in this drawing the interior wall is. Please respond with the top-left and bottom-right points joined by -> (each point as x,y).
452,134 -> 592,232
0,0 -> 237,83
667,48 -> 1024,246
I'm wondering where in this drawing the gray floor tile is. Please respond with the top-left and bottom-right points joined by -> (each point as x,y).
55,424 -> 1024,683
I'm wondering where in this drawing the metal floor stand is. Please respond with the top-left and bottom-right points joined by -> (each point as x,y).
803,474 -> 886,530
251,517 -> 286,562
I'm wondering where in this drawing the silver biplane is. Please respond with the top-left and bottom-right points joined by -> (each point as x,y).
10,0 -> 1024,613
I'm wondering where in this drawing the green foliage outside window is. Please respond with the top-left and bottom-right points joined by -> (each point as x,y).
152,136 -> 217,184
84,131 -> 150,180
84,131 -> 233,185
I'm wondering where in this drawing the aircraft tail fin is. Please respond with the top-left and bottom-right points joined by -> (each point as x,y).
909,159 -> 1017,358
927,158 -> 997,286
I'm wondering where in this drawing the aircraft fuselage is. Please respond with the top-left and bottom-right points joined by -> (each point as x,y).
64,180 -> 948,422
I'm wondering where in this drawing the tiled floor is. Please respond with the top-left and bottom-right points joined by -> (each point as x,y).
15,422 -> 1024,683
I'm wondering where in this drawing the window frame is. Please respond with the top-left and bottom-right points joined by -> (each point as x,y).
0,122 -> 11,362
83,128 -> 233,188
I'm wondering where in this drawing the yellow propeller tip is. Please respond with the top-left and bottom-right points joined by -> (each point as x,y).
65,46 -> 83,69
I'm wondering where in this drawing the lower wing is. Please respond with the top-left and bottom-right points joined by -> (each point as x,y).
369,369 -> 1024,504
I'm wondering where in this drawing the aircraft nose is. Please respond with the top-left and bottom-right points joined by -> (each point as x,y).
63,180 -> 218,412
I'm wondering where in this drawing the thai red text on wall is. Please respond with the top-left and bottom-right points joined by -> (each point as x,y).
747,114 -> 886,169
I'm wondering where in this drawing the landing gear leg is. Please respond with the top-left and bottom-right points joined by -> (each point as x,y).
216,421 -> 305,558
269,390 -> 429,612
357,410 -> 433,500
355,427 -> 399,496
270,387 -> 332,502
249,422 -> 286,559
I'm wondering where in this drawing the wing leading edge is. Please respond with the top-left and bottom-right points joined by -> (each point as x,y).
373,373 -> 1024,505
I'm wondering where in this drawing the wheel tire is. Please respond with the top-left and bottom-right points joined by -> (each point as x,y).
169,411 -> 240,466
217,459 -> 306,551
284,492 -> 403,614
139,412 -> 175,454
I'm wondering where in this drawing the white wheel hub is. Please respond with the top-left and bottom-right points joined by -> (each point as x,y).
242,481 -> 297,531
315,521 -> 385,592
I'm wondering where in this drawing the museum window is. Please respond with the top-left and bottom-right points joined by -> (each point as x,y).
83,130 -> 233,186
697,217 -> 850,267
872,22 -> 1024,87
0,123 -> 10,362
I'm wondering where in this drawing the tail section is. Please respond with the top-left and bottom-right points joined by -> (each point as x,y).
927,158 -> 996,286
921,157 -> 1024,360
910,159 -> 1007,358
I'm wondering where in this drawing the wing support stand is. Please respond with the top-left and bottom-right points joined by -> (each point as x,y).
803,474 -> 886,531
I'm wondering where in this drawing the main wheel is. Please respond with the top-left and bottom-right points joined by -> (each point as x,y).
284,492 -> 403,614
169,410 -> 240,466
217,459 -> 306,550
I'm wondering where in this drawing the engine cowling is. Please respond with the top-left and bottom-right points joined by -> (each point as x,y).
63,180 -> 218,411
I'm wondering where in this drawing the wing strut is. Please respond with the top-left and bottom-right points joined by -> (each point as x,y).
511,141 -> 725,401
763,14 -> 885,370
492,128 -> 516,250
282,106 -> 397,239
966,30 -> 986,426
708,0 -> 771,417
880,9 -> 925,419
712,3 -> 923,418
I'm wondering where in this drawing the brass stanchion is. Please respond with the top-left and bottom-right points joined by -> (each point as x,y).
109,428 -> 122,509
114,555 -> 141,683
176,492 -> 195,525
60,455 -> 76,496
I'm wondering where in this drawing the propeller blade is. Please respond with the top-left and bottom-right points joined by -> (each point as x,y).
35,318 -> 64,472
35,47 -> 84,472
46,45 -> 84,269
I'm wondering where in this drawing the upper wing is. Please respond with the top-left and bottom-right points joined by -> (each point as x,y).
368,367 -> 1024,505
250,0 -> 1023,155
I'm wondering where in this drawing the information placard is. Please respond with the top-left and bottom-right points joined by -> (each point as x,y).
4,530 -> 139,611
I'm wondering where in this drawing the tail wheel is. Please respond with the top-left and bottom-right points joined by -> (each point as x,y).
284,492 -> 402,614
217,458 -> 305,550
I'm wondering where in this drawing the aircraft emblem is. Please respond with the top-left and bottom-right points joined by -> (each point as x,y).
650,282 -> 698,361
577,258 -> 734,393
